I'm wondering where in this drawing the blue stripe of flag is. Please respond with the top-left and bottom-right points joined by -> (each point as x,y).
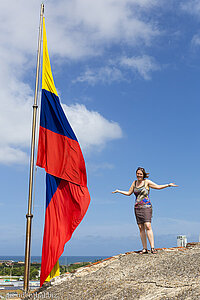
40,89 -> 78,141
46,174 -> 61,208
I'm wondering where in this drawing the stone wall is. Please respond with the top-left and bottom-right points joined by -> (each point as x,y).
24,243 -> 200,300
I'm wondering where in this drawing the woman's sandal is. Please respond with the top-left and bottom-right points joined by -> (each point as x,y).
139,248 -> 148,254
151,248 -> 158,254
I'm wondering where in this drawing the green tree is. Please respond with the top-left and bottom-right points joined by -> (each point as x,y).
30,268 -> 39,280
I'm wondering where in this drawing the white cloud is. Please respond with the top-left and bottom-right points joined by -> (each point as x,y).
0,51 -> 33,164
0,91 -> 122,164
88,162 -> 114,173
0,1 -> 41,165
0,80 -> 32,147
120,55 -> 160,80
191,34 -> 200,47
45,0 -> 159,59
74,67 -> 124,85
0,0 -> 160,60
127,0 -> 159,8
62,104 -> 123,151
180,0 -> 200,18
0,1 -> 41,55
153,217 -> 200,235
0,147 -> 29,165
0,0 -> 159,164
74,55 -> 160,84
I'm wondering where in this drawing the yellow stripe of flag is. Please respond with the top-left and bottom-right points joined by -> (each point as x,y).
42,17 -> 58,96
45,260 -> 60,282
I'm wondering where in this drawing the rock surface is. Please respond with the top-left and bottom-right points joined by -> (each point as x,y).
24,243 -> 200,299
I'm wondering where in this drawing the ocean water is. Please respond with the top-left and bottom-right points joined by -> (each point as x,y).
0,256 -> 108,265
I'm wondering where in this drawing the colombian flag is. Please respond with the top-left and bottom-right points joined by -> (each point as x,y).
36,18 -> 90,287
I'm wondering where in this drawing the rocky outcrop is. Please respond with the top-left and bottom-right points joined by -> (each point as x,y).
24,243 -> 200,299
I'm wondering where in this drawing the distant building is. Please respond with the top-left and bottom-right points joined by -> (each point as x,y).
177,235 -> 187,247
17,261 -> 24,264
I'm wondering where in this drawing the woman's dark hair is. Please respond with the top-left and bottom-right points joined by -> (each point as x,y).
136,167 -> 149,179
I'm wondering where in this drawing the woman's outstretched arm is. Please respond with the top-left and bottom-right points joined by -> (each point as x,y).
147,180 -> 178,190
112,181 -> 135,196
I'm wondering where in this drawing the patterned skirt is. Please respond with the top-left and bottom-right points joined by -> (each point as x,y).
134,206 -> 152,224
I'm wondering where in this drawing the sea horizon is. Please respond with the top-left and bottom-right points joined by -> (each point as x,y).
0,255 -> 109,265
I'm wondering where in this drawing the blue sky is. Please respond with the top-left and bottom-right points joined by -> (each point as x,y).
0,0 -> 200,257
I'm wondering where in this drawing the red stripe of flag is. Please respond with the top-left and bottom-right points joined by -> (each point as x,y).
40,175 -> 90,286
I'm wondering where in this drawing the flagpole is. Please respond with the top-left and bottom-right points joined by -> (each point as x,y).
24,3 -> 44,293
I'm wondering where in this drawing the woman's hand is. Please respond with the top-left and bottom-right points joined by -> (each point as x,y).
112,189 -> 119,193
168,183 -> 178,187
112,181 -> 135,195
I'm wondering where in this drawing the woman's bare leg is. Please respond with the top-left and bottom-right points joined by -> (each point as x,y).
138,223 -> 147,249
144,222 -> 154,249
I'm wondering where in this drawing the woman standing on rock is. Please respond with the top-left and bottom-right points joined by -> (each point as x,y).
112,167 -> 177,254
